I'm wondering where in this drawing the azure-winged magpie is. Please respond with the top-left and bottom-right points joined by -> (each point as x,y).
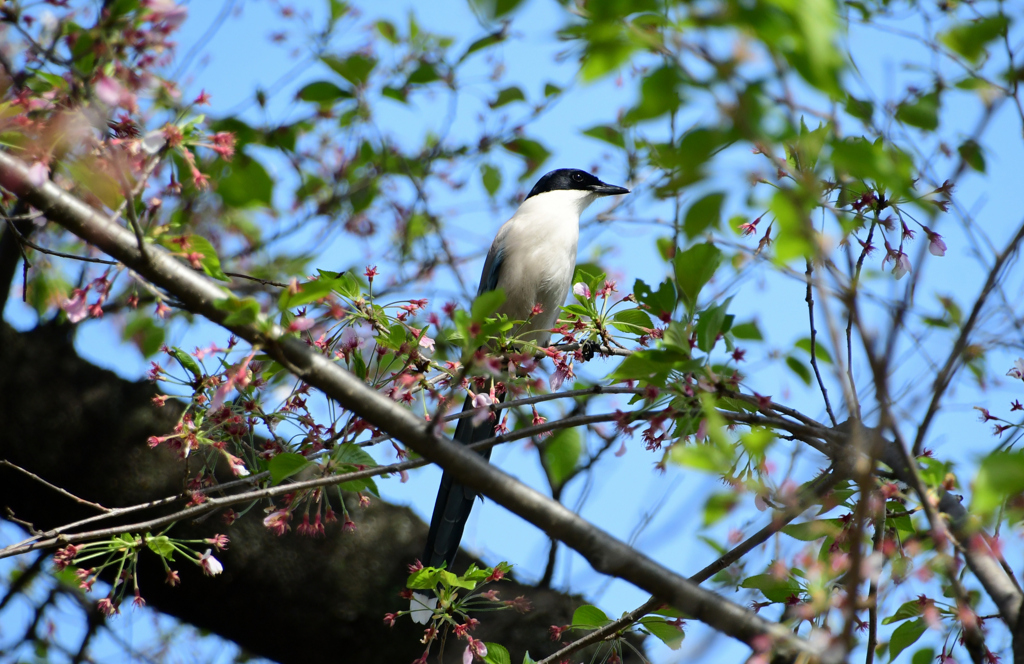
420,168 -> 630,573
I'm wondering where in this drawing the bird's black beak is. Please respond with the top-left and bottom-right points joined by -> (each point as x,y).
590,181 -> 630,196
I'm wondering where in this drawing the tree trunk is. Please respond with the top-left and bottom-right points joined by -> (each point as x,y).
0,321 -> 642,663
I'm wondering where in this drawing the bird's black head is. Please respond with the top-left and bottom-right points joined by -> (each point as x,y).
525,168 -> 630,200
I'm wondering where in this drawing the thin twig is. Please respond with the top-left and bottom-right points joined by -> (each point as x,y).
0,460 -> 110,512
2,217 -> 118,265
912,219 -> 1024,455
805,259 -> 837,426
224,271 -> 290,289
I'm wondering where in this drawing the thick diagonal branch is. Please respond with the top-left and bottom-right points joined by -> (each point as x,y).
0,150 -> 836,663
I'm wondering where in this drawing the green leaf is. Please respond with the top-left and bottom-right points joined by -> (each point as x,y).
407,567 -> 445,589
684,192 -> 725,239
469,0 -> 526,20
489,86 -> 525,108
64,159 -> 122,209
770,189 -> 815,263
146,535 -> 176,560
328,0 -> 349,26
324,270 -> 361,298
406,61 -> 440,85
881,600 -> 923,625
482,643 -> 511,664
219,155 -> 273,208
123,315 -> 166,357
740,573 -> 802,603
322,53 -> 376,86
958,139 -> 986,173
460,29 -> 507,62
571,605 -> 610,629
279,278 -> 335,310
503,138 -> 551,179
607,349 -> 693,382
831,136 -> 915,197
444,569 -> 478,590
268,452 -> 312,485
695,299 -> 730,352
781,519 -> 842,541
577,22 -> 639,82
702,492 -> 737,526
671,443 -> 733,474
334,443 -> 378,468
338,475 -> 380,497
939,15 -> 1009,63
795,337 -> 833,364
169,347 -> 203,381
789,119 -> 831,171
382,86 -> 407,103
673,242 -> 722,313
296,80 -> 352,103
179,235 -> 230,281
624,66 -> 684,123
918,457 -> 952,489
895,91 -> 940,131
582,125 -> 625,148
912,648 -> 936,664
610,308 -> 653,334
731,321 -> 763,341
638,616 -> 684,650
785,355 -> 812,385
215,296 -> 262,327
972,451 -> 1024,514
472,290 -> 507,321
543,429 -> 581,487
633,278 -> 676,320
481,164 -> 502,197
889,618 -> 927,661
740,428 -> 774,457
845,95 -> 874,123
766,0 -> 843,96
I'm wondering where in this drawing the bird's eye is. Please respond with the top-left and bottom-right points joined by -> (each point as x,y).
572,172 -> 584,182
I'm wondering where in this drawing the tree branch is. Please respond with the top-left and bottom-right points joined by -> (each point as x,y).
911,220 -> 1024,455
0,147 -> 837,663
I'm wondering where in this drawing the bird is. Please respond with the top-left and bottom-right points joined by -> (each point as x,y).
420,168 -> 630,572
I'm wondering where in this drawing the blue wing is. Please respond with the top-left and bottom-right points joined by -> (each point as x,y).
421,224 -> 510,569
477,231 -> 506,296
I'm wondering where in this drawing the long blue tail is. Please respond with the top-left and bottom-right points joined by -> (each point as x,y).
422,393 -> 502,568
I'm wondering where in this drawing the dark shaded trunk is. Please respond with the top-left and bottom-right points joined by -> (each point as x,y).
0,321 -> 642,663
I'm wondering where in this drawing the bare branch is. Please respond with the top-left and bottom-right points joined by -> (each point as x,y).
912,220 -> 1024,455
0,460 -> 110,512
805,259 -> 837,426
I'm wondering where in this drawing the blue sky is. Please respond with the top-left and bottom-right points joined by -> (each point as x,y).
4,0 -> 1024,662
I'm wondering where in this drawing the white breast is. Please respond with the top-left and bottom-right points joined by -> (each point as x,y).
493,189 -> 595,345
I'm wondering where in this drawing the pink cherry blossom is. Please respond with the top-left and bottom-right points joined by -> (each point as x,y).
263,510 -> 291,536
226,454 -> 249,477
143,0 -> 188,28
61,289 -> 90,323
199,549 -> 223,576
289,316 -> 315,332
